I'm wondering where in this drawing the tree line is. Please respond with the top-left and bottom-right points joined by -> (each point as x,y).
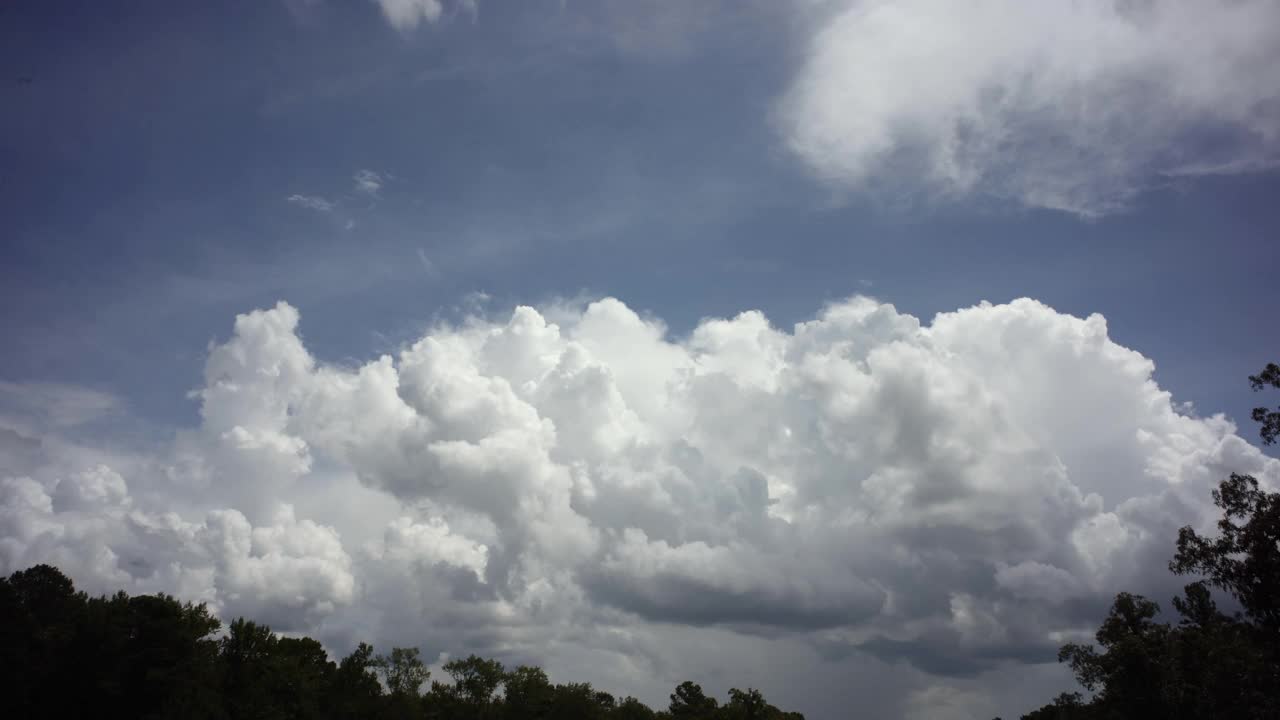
0,572 -> 804,720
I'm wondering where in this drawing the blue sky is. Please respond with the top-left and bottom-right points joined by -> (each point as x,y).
6,0 -> 1276,430
3,2 -> 1280,718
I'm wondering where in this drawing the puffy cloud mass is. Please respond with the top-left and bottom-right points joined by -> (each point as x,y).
780,0 -> 1280,216
2,295 -> 1276,716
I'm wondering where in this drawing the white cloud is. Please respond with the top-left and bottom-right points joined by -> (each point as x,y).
371,0 -> 480,30
353,169 -> 385,196
2,295 -> 1277,716
780,0 -> 1280,216
0,465 -> 353,628
53,465 -> 130,512
373,0 -> 444,31
286,194 -> 334,212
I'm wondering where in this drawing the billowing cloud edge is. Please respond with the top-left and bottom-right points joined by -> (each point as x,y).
2,294 -> 1276,714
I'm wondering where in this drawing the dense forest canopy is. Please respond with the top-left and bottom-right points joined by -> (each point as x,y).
0,565 -> 805,719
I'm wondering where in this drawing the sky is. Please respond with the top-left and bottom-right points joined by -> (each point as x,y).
2,1 -> 1279,717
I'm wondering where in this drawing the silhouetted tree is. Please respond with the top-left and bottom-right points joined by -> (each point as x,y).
669,681 -> 719,719
329,642 -> 383,719
614,695 -> 660,720
0,564 -> 807,719
723,688 -> 769,720
1021,362 -> 1280,719
221,618 -> 284,719
0,565 -> 82,715
375,646 -> 431,698
544,681 -> 612,719
275,636 -> 337,719
1171,472 -> 1280,635
1249,362 -> 1280,445
502,665 -> 553,720
448,654 -> 506,705
425,654 -> 506,719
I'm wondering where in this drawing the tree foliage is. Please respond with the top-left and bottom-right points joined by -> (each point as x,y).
1249,362 -> 1280,446
1019,362 -> 1280,719
670,680 -> 719,718
376,647 -> 431,698
0,566 -> 806,720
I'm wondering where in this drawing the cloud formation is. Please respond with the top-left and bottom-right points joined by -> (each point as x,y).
373,0 -> 444,31
780,0 -> 1280,216
2,295 -> 1276,715
287,194 -> 335,212
0,381 -> 121,433
353,169 -> 385,196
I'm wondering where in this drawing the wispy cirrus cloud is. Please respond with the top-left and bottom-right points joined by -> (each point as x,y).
353,169 -> 385,196
0,381 -> 120,431
285,169 -> 389,219
286,194 -> 335,212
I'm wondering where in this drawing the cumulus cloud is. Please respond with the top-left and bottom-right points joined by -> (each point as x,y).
1,467 -> 353,629
780,0 -> 1280,216
2,295 -> 1277,716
